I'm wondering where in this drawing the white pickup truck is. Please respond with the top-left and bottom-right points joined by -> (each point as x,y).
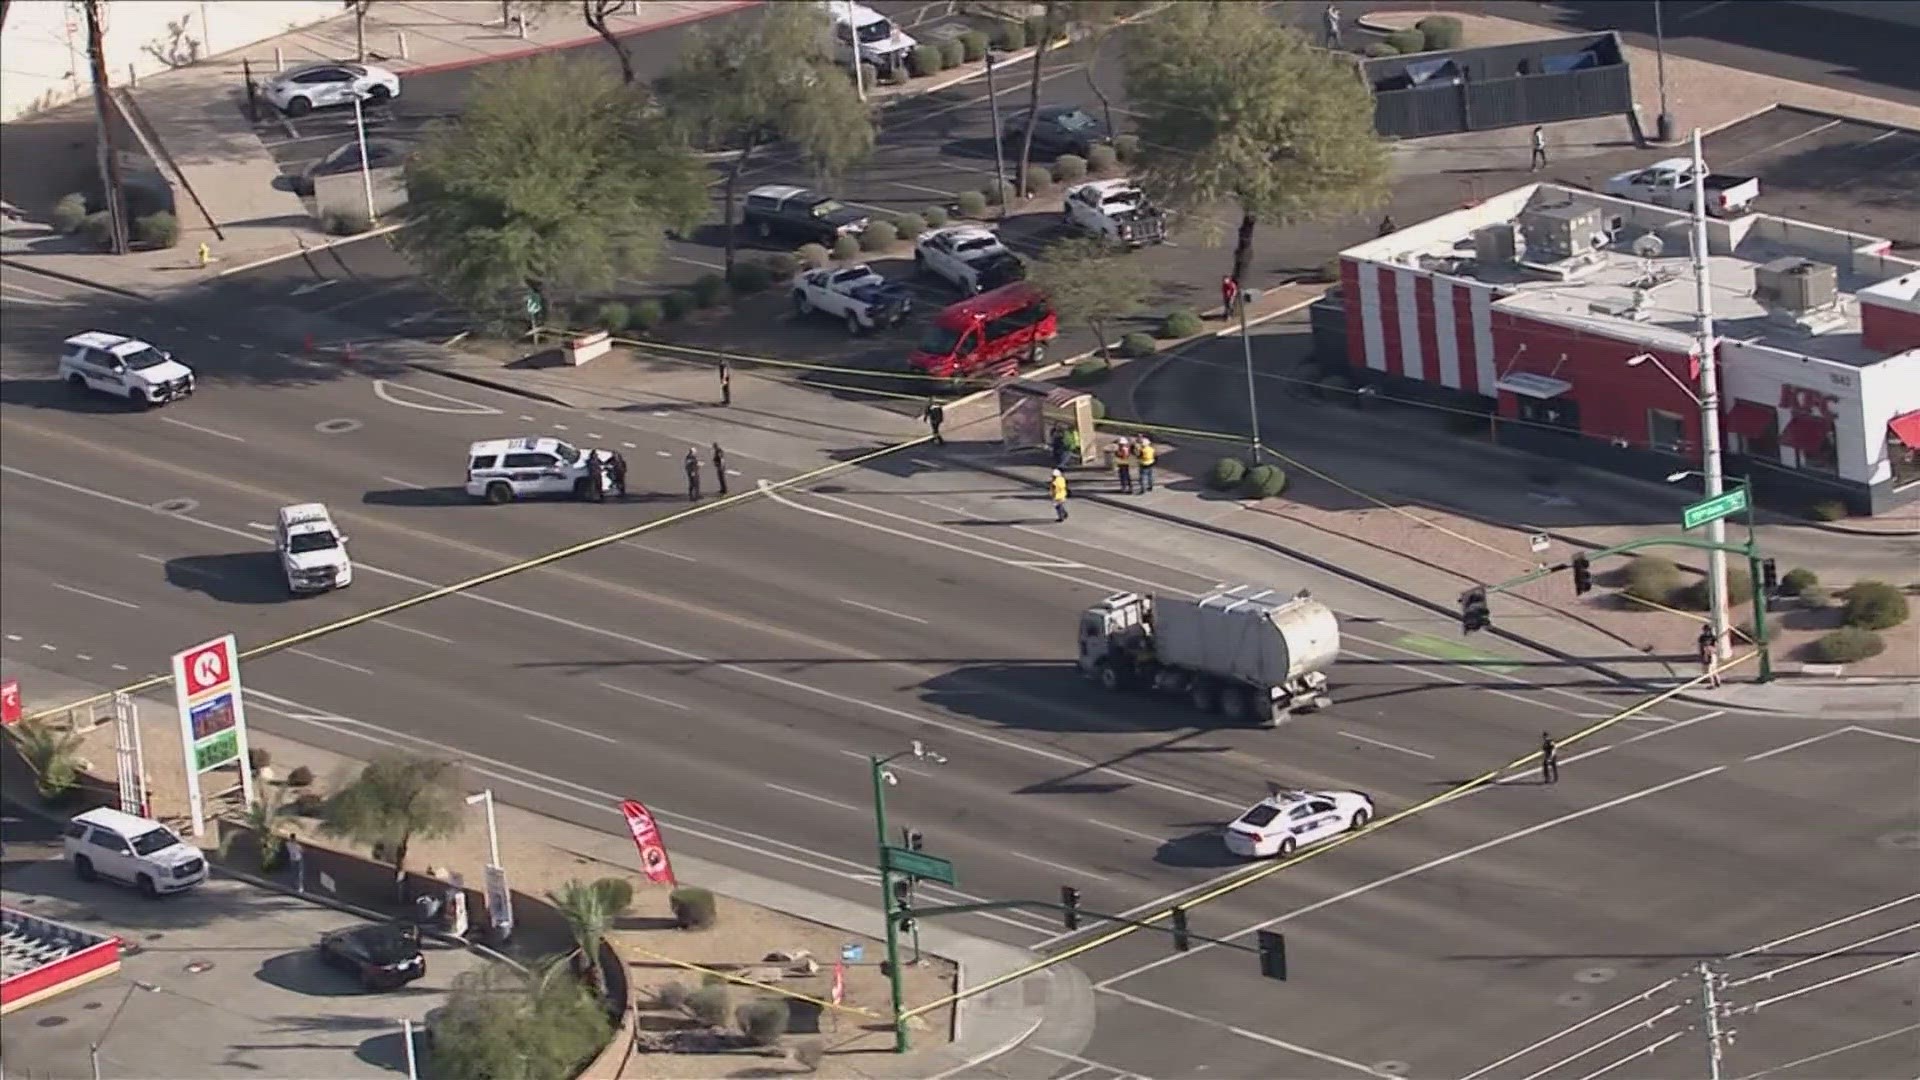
791,265 -> 914,334
914,226 -> 1026,295
1062,178 -> 1167,247
1602,158 -> 1759,217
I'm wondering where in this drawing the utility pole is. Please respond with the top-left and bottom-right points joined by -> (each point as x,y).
1699,961 -> 1729,1080
869,754 -> 909,1053
1238,289 -> 1263,459
1652,0 -> 1673,143
83,0 -> 130,254
846,0 -> 866,102
1689,127 -> 1733,662
985,51 -> 1007,215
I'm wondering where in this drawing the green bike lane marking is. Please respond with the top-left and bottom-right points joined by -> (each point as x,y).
1392,633 -> 1523,674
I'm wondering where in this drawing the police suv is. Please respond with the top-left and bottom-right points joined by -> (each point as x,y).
276,502 -> 353,594
466,437 -> 611,504
1223,788 -> 1374,860
59,331 -> 196,407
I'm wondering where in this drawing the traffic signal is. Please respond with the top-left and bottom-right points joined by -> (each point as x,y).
1460,588 -> 1491,634
1257,930 -> 1288,981
1170,906 -> 1191,952
1061,886 -> 1081,931
1761,558 -> 1778,594
903,828 -> 924,852
1571,554 -> 1593,596
891,877 -> 913,910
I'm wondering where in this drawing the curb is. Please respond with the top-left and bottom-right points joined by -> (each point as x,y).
398,1 -> 764,78
0,258 -> 154,302
409,363 -> 576,408
213,220 -> 411,278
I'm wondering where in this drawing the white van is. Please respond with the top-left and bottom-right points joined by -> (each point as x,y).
821,1 -> 917,74
465,437 -> 611,504
276,502 -> 353,594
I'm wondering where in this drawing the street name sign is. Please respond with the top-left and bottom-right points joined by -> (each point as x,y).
1682,488 -> 1747,530
883,845 -> 957,886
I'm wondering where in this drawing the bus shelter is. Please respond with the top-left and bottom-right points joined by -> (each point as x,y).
998,379 -> 1098,466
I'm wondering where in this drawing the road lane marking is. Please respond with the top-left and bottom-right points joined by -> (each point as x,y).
371,379 -> 503,414
765,782 -> 864,814
1336,730 -> 1434,759
50,582 -> 140,610
375,620 -> 456,645
840,598 -> 928,624
1084,819 -> 1165,844
40,643 -> 57,651
1101,986 -> 1396,1078
618,540 -> 698,562
380,475 -> 427,489
1850,726 -> 1920,745
837,748 -> 926,777
3,634 -> 19,641
287,648 -> 374,676
525,714 -> 618,744
1731,1023 -> 1920,1080
160,417 -> 247,443
1010,850 -> 1108,881
598,682 -> 689,711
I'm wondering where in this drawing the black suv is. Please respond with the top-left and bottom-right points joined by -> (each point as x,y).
1004,105 -> 1110,158
742,185 -> 870,244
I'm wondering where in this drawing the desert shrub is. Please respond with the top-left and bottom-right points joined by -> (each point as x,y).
1800,584 -> 1832,608
1023,164 -> 1054,196
860,219 -> 899,252
956,190 -> 987,218
1069,359 -> 1109,383
1384,28 -> 1427,54
427,962 -> 610,1080
249,748 -> 272,770
1416,15 -> 1465,49
1209,457 -> 1248,491
630,298 -> 665,331
728,260 -> 775,294
52,192 -> 88,233
1086,143 -> 1120,175
830,234 -> 862,261
290,792 -> 326,817
1025,13 -> 1049,45
1159,309 -> 1203,338
1809,499 -> 1849,521
1120,331 -> 1156,358
1809,627 -> 1885,663
670,885 -> 718,929
939,39 -> 966,70
736,998 -> 791,1046
286,765 -> 316,788
924,204 -> 950,227
891,212 -> 927,239
1675,565 -> 1754,611
690,273 -> 727,308
1054,153 -> 1088,181
662,290 -> 694,321
1779,567 -> 1818,596
1841,580 -> 1909,629
1112,133 -> 1141,163
761,251 -> 799,278
1622,556 -> 1681,606
595,301 -> 630,333
796,242 -> 831,268
1363,41 -> 1400,58
685,984 -> 730,1027
983,178 -> 1016,206
321,211 -> 373,236
700,972 -> 727,987
133,211 -> 178,248
994,20 -> 1027,51
960,30 -> 989,62
909,45 -> 946,78
79,211 -> 114,246
1239,463 -> 1288,500
656,980 -> 690,1011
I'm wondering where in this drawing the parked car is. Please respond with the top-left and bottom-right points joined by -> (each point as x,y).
1602,158 -> 1759,217
58,331 -> 195,408
318,920 -> 427,991
294,138 -> 408,195
1005,105 -> 1109,158
742,185 -> 869,244
915,226 -> 1026,294
263,62 -> 400,118
908,282 -> 1056,379
1062,179 -> 1167,247
792,264 -> 914,333
63,807 -> 207,897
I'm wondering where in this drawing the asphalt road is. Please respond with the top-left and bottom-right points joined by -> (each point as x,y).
7,265 -> 1917,1079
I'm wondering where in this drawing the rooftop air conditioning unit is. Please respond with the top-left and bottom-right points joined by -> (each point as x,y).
1519,203 -> 1605,262
1753,257 -> 1838,315
1474,223 -> 1520,266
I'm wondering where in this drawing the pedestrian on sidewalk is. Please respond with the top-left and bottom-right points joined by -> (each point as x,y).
718,358 -> 732,407
684,448 -> 702,501
285,832 -> 305,893
1539,733 -> 1559,785
586,451 -> 606,503
923,398 -> 945,445
608,451 -> 628,500
1049,469 -> 1070,522
1697,626 -> 1721,688
1050,427 -> 1070,470
1221,275 -> 1240,319
1323,3 -> 1342,48
1137,438 -> 1156,492
1114,436 -> 1135,494
1530,126 -> 1548,171
712,442 -> 729,496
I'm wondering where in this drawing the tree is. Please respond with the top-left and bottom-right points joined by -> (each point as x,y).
321,753 -> 467,897
9,718 -> 85,802
581,0 -> 635,85
1013,2 -> 1061,197
548,876 -> 633,995
232,785 -> 293,868
1028,235 -> 1151,365
1075,1 -> 1138,140
660,3 -> 875,276
349,0 -> 376,62
428,961 -> 611,1080
1123,3 -> 1388,285
400,55 -> 706,323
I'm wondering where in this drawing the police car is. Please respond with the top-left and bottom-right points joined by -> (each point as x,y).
1223,788 -> 1374,860
465,437 -> 612,504
59,331 -> 195,407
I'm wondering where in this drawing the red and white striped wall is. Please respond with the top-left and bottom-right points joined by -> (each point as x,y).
1342,259 -> 1500,396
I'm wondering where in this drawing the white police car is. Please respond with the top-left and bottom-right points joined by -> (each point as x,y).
1223,788 -> 1374,860
465,437 -> 613,504
59,331 -> 195,407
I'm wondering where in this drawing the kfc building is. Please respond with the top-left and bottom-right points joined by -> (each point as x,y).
1324,183 -> 1920,515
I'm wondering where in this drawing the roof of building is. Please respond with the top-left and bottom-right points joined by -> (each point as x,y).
1342,182 -> 1920,370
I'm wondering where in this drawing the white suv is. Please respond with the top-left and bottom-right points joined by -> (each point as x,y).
465,437 -> 612,503
63,807 -> 208,897
59,331 -> 196,407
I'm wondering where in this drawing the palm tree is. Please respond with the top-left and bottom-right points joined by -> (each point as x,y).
233,785 -> 293,868
10,718 -> 86,802
547,876 -> 633,994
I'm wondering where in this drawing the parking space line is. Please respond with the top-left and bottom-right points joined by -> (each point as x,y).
374,620 -> 456,645
1722,118 -> 1843,168
618,539 -> 698,562
888,179 -> 959,199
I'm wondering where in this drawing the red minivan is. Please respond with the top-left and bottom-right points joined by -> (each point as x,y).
908,282 -> 1058,379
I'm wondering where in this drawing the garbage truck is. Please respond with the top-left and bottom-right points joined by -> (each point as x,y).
1075,586 -> 1340,727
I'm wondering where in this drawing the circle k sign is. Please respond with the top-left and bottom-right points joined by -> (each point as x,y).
179,637 -> 236,698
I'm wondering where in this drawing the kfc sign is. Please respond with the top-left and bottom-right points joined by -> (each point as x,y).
1778,385 -> 1839,420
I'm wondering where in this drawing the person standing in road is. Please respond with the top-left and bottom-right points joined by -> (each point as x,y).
1530,126 -> 1548,172
1697,625 -> 1721,688
711,442 -> 729,496
1136,438 -> 1156,492
1323,3 -> 1342,48
586,451 -> 606,503
1113,436 -> 1134,494
286,832 -> 305,893
608,451 -> 628,500
1540,733 -> 1560,785
684,448 -> 702,501
718,357 -> 732,407
923,398 -> 945,445
1049,468 -> 1069,522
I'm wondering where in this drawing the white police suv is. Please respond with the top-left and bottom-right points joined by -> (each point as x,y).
1223,788 -> 1374,860
465,437 -> 613,504
59,331 -> 195,407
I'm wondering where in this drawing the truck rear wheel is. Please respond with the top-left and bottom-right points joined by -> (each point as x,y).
1096,659 -> 1123,691
1219,687 -> 1247,722
1189,684 -> 1217,713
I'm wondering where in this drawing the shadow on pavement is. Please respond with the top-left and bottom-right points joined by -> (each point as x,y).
1152,828 -> 1240,870
0,378 -> 139,414
164,552 -> 285,604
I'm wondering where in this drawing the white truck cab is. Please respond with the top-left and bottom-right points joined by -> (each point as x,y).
822,1 -> 917,74
276,502 -> 352,594
465,437 -> 611,503
1062,179 -> 1168,247
59,331 -> 196,407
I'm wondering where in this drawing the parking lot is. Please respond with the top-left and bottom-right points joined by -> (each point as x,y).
0,823 -> 491,1079
1701,107 -> 1920,246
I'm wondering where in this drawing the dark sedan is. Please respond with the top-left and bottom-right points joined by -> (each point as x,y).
317,920 -> 426,991
1004,105 -> 1110,158
295,139 -> 409,196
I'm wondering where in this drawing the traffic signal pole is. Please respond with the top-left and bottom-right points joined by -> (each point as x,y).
868,755 -> 909,1053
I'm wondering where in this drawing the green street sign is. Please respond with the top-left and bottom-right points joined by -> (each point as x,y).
883,845 -> 956,886
1682,487 -> 1747,530
524,292 -> 543,318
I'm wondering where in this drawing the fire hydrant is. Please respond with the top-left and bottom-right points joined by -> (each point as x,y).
197,242 -> 211,269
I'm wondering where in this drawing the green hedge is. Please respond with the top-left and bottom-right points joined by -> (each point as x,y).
1363,42 -> 1399,58
1779,567 -> 1818,596
956,190 -> 987,218
727,260 -> 776,294
1384,28 -> 1427,54
831,234 -> 862,261
1239,464 -> 1288,500
1622,556 -> 1681,606
595,301 -> 630,333
690,273 -> 727,308
924,204 -> 950,227
1086,144 -> 1120,176
630,298 -> 665,331
861,219 -> 899,251
1675,565 -> 1754,610
960,30 -> 989,62
1842,581 -> 1909,629
1809,627 -> 1885,664
1209,458 -> 1247,491
1023,164 -> 1054,196
1112,134 -> 1141,164
993,21 -> 1026,51
909,45 -> 946,78
134,211 -> 179,249
1120,332 -> 1156,358
1054,154 -> 1088,182
939,39 -> 966,70
52,192 -> 88,233
892,212 -> 927,240
662,290 -> 694,322
1416,15 -> 1464,49
797,242 -> 830,268
1160,310 -> 1203,338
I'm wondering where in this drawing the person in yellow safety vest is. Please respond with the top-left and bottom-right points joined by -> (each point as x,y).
1136,439 -> 1157,492
1049,469 -> 1069,522
1113,437 -> 1134,494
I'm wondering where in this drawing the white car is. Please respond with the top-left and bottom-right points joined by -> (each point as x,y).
822,0 -> 917,74
63,807 -> 208,897
791,265 -> 914,333
59,331 -> 195,407
263,61 -> 400,117
1062,178 -> 1168,247
915,226 -> 1026,295
276,502 -> 353,594
465,437 -> 614,503
1223,789 -> 1374,860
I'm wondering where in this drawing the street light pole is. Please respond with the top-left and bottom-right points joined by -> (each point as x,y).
869,753 -> 909,1053
1688,128 -> 1733,662
1239,289 -> 1263,459
1652,0 -> 1673,143
1667,470 -> 1774,683
846,0 -> 866,103
351,89 -> 378,227
466,789 -> 501,869
985,50 -> 1008,212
